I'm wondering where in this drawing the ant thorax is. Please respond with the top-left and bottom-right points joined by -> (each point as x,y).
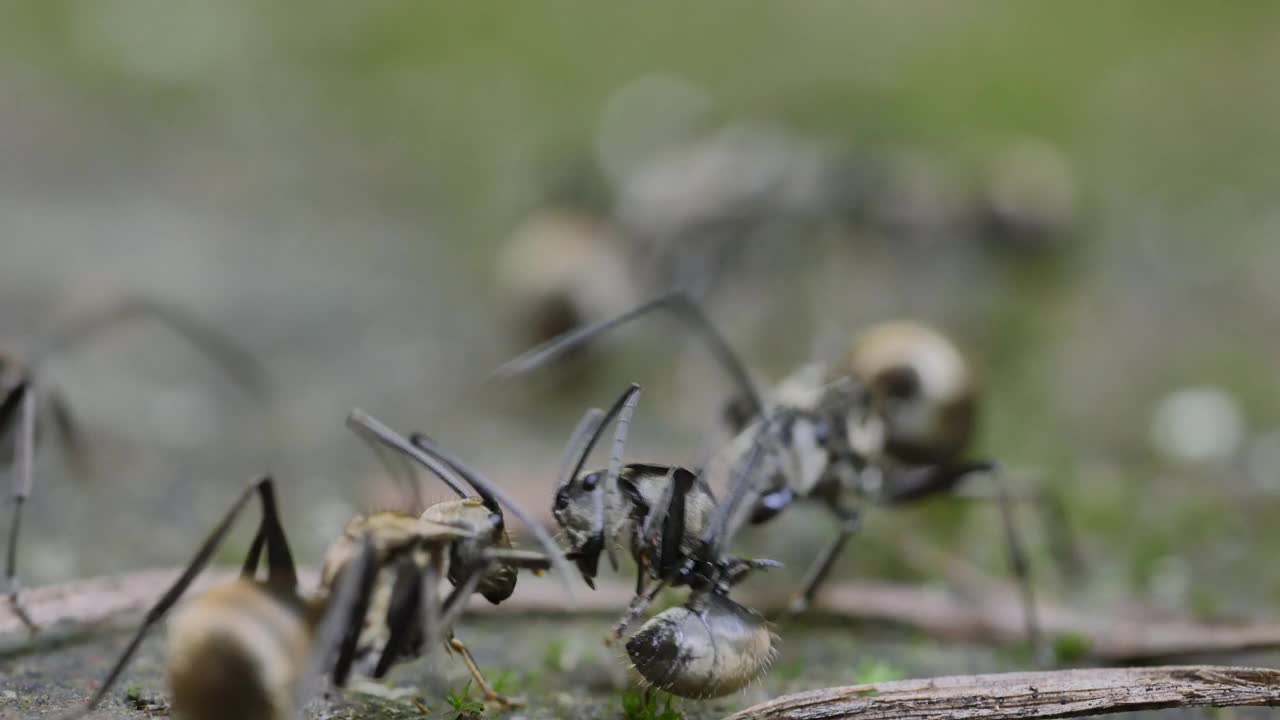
775,415 -> 831,497
318,512 -> 432,666
714,408 -> 832,499
770,362 -> 829,410
624,465 -> 715,553
420,497 -> 499,537
737,362 -> 885,495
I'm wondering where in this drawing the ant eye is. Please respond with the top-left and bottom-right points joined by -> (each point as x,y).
881,367 -> 920,400
582,472 -> 600,491
553,488 -> 569,511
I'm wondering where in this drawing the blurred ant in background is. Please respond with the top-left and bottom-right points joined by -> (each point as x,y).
1,296 -> 267,633
494,113 -> 1077,357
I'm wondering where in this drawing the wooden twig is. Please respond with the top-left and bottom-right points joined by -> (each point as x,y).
724,665 -> 1280,720
6,569 -> 1280,664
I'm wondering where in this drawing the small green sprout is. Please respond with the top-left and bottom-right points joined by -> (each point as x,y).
445,681 -> 485,715
1052,632 -> 1092,664
621,689 -> 682,720
542,639 -> 567,671
853,658 -> 905,685
490,671 -> 513,695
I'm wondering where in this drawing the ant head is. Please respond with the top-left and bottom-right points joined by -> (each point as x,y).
552,470 -> 608,587
848,320 -> 976,462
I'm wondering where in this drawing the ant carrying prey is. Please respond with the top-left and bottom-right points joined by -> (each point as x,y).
498,290 -> 1078,661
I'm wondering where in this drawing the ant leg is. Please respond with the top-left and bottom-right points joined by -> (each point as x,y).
437,558 -> 489,633
981,463 -> 1045,665
33,296 -> 269,397
881,461 -> 1044,662
436,561 -> 518,708
229,474 -> 298,590
1034,485 -> 1084,581
298,534 -> 376,705
492,290 -> 764,419
448,632 -> 520,709
373,556 -> 426,678
784,505 -> 859,616
705,417 -> 780,557
63,477 -> 280,717
656,469 -> 694,577
481,547 -> 554,573
330,541 -> 382,688
951,480 -> 1084,580
638,470 -> 675,545
723,557 -> 784,586
879,460 -> 994,504
45,385 -> 89,479
2,382 -> 36,634
416,549 -> 445,658
611,578 -> 667,641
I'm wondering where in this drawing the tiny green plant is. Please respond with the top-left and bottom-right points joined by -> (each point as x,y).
853,658 -> 905,685
542,638 -> 567,671
445,681 -> 485,715
1052,632 -> 1092,664
621,689 -> 682,720
490,670 -> 513,695
123,684 -> 167,714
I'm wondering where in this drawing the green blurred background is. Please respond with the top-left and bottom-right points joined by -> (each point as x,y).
5,0 -> 1280,668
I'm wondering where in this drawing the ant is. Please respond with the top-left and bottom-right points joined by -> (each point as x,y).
497,290 -> 1077,660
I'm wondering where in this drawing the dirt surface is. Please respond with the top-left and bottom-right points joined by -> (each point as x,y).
4,602 -> 1280,719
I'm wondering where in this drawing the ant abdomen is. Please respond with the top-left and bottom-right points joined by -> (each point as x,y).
166,580 -> 313,720
625,593 -> 775,699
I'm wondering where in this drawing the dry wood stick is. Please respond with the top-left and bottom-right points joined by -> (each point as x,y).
725,665 -> 1280,720
6,569 -> 1280,664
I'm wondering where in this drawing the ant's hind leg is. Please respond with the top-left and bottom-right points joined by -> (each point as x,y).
783,506 -> 859,617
